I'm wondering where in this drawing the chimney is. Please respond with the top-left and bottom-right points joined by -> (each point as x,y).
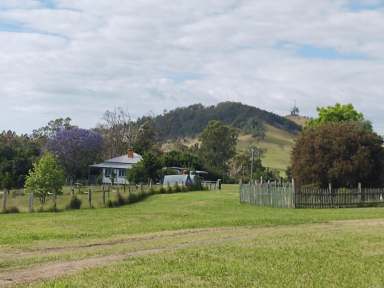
127,148 -> 134,159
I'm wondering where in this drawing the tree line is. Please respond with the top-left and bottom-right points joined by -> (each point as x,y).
0,106 -> 279,191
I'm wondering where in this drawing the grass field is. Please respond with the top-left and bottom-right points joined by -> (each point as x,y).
1,185 -> 384,287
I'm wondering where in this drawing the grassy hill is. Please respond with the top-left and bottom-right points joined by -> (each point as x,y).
147,102 -> 301,141
238,125 -> 296,172
285,115 -> 310,127
163,124 -> 296,173
156,102 -> 301,173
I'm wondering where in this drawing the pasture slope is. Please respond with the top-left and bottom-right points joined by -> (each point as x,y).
164,124 -> 296,174
0,185 -> 384,287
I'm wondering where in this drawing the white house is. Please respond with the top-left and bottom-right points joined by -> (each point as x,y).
90,149 -> 142,184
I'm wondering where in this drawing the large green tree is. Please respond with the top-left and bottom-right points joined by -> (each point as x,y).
127,152 -> 162,184
133,118 -> 158,155
161,150 -> 203,170
25,152 -> 65,204
292,122 -> 384,188
0,131 -> 40,189
198,121 -> 239,178
307,103 -> 372,130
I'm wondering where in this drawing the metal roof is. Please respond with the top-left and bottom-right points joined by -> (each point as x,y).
105,153 -> 142,164
90,153 -> 142,169
90,163 -> 132,169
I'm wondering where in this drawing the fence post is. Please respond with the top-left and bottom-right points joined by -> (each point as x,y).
88,189 -> 92,208
102,185 -> 106,206
291,178 -> 295,208
2,189 -> 8,212
29,192 -> 34,212
268,180 -> 272,207
358,182 -> 363,203
239,179 -> 243,203
53,192 -> 57,211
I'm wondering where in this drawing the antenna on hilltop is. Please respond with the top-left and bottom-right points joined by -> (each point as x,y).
290,100 -> 300,116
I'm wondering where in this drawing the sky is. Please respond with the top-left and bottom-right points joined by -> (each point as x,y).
0,0 -> 384,134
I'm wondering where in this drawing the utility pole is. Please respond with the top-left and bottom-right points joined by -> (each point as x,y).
250,147 -> 255,183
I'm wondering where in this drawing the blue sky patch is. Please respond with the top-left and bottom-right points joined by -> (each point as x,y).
168,72 -> 203,83
276,42 -> 368,60
39,0 -> 56,9
347,0 -> 384,11
0,21 -> 25,32
296,44 -> 368,60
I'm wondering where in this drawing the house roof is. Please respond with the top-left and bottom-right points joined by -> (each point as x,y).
90,163 -> 132,169
105,153 -> 142,164
90,153 -> 142,169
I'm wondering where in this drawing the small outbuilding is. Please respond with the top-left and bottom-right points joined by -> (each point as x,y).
163,174 -> 197,186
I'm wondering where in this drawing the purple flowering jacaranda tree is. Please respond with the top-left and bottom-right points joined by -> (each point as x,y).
46,128 -> 103,182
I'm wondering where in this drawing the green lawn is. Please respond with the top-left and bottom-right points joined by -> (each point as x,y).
0,185 -> 384,287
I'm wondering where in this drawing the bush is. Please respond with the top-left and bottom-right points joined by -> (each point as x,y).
173,183 -> 182,193
3,206 -> 19,214
66,196 -> 82,210
292,122 -> 384,188
159,186 -> 166,194
115,192 -> 126,206
182,185 -> 190,192
166,185 -> 173,194
127,192 -> 139,204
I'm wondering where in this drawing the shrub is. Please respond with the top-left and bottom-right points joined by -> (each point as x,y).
292,122 -> 384,188
127,192 -> 138,204
182,185 -> 190,192
3,206 -> 19,214
115,192 -> 126,206
174,183 -> 182,193
66,196 -> 82,210
159,186 -> 166,194
149,187 -> 156,195
166,185 -> 173,194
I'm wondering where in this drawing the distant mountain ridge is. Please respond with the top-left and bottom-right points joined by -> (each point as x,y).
147,102 -> 301,141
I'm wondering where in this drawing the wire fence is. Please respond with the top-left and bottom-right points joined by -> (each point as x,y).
0,182 -> 220,214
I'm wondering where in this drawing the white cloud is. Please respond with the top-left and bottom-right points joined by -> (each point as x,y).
0,0 -> 383,133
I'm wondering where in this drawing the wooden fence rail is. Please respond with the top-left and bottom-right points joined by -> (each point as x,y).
240,182 -> 384,209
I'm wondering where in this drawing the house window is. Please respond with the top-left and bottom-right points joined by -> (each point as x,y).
105,168 -> 112,177
118,169 -> 127,177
